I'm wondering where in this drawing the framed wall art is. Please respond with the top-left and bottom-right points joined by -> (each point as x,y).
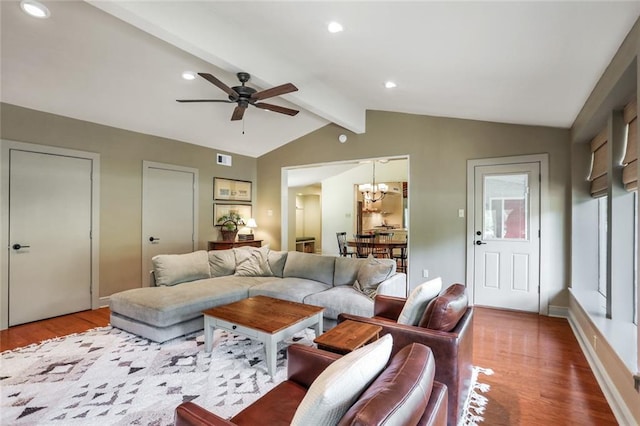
213,177 -> 252,202
214,203 -> 253,227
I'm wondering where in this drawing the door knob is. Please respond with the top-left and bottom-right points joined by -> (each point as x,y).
475,240 -> 486,246
149,237 -> 160,242
12,243 -> 30,250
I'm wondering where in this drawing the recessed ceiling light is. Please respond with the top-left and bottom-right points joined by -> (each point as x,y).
384,81 -> 397,89
20,0 -> 50,18
182,71 -> 196,80
327,21 -> 343,33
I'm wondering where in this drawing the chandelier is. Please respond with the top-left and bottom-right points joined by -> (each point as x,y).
359,161 -> 388,203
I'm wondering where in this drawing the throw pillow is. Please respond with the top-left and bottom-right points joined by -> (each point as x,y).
152,250 -> 210,286
208,249 -> 236,277
267,250 -> 288,278
291,334 -> 393,426
233,246 -> 273,277
353,255 -> 396,299
397,277 -> 442,325
419,283 -> 468,331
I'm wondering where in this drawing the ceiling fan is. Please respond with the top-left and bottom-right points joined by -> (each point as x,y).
177,72 -> 299,121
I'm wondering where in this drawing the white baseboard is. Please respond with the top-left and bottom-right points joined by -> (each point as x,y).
98,296 -> 110,309
548,305 -> 569,318
567,310 -> 635,425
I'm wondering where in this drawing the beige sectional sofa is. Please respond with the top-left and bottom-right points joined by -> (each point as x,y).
109,247 -> 406,342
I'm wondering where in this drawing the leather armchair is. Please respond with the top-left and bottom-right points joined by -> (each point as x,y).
338,284 -> 473,426
175,342 -> 448,426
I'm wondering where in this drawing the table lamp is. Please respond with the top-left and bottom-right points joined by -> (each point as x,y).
244,218 -> 257,240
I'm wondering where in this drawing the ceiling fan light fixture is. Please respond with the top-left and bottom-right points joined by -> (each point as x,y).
327,21 -> 343,33
20,0 -> 50,18
177,72 -> 299,122
181,71 -> 196,80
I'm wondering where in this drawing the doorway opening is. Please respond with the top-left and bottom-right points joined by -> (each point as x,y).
282,156 -> 409,268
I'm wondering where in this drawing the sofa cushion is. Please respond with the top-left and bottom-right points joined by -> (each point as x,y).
234,246 -> 273,277
397,277 -> 442,325
291,334 -> 393,426
304,286 -> 374,320
338,343 -> 436,426
283,251 -> 336,286
334,256 -> 367,286
249,277 -> 331,303
152,250 -> 210,286
353,255 -> 396,299
418,283 -> 468,331
267,250 -> 288,278
109,276 -> 270,327
208,249 -> 236,277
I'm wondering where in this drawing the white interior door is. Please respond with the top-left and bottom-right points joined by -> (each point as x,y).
472,162 -> 540,312
142,162 -> 197,287
9,150 -> 92,325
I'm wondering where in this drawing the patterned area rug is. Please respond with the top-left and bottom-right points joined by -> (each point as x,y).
1,326 -> 491,425
460,366 -> 494,426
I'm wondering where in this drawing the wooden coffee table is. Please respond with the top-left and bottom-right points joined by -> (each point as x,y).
203,296 -> 324,376
314,320 -> 382,355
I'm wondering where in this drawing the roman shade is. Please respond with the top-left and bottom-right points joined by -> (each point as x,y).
587,128 -> 609,198
622,98 -> 638,191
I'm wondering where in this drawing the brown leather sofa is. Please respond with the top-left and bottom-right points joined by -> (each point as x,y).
338,283 -> 473,426
174,342 -> 448,426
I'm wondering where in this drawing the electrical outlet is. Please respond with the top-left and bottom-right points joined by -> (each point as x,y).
423,269 -> 429,278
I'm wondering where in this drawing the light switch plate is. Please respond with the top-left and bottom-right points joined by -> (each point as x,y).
458,209 -> 465,218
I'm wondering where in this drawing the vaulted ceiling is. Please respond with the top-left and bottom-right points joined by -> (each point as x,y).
2,1 -> 639,157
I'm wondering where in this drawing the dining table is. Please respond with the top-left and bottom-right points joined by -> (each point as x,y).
346,239 -> 408,250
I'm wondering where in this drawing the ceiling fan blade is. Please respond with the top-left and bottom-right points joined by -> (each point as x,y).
231,105 -> 246,121
198,73 -> 239,99
251,83 -> 298,101
176,99 -> 233,103
254,102 -> 299,116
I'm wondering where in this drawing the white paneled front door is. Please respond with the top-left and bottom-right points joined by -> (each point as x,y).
472,162 -> 540,312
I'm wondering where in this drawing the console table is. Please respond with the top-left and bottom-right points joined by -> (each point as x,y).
208,240 -> 262,250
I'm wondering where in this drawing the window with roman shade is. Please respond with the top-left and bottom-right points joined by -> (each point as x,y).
588,127 -> 609,197
622,97 -> 637,191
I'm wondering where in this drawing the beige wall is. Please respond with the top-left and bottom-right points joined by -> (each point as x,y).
1,103 -> 256,298
257,110 -> 570,303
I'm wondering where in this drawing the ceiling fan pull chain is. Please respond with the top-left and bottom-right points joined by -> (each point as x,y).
242,117 -> 245,135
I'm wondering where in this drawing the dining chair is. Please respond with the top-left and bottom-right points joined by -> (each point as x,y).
393,235 -> 408,272
336,232 -> 355,257
353,233 -> 375,258
374,232 -> 394,258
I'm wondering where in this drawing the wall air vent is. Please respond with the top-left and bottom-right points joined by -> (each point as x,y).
217,153 -> 232,167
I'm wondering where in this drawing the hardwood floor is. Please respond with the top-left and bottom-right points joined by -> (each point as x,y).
0,307 -> 110,352
473,307 -> 617,425
0,306 -> 618,424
